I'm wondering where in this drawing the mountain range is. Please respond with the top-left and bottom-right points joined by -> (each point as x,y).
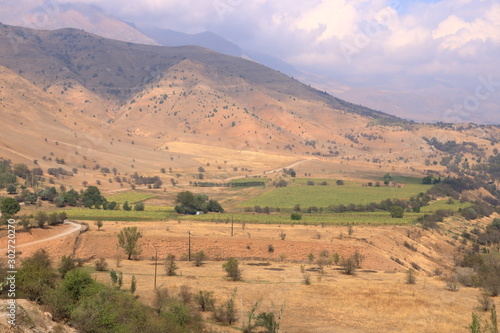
1,1 -> 497,124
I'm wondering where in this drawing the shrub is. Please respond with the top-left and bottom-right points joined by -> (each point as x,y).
58,256 -> 76,278
390,206 -> 405,218
95,258 -> 108,271
341,256 -> 356,275
291,213 -> 302,220
223,258 -> 242,281
193,251 -> 206,267
406,268 -> 417,284
214,288 -> 238,325
134,202 -> 145,211
94,220 -> 103,231
196,290 -> 215,312
16,249 -> 56,301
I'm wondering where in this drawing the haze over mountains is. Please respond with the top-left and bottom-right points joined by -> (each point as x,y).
1,0 -> 498,124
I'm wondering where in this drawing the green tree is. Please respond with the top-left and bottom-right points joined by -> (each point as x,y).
6,184 -> 17,194
95,220 -> 103,231
82,186 -> 106,209
207,199 -> 224,213
134,202 -> 145,211
123,201 -> 131,211
35,211 -> 48,228
390,206 -> 405,218
17,249 -> 56,301
117,227 -> 143,260
223,258 -> 242,281
58,255 -> 76,278
193,251 -> 206,267
0,197 -> 21,220
130,275 -> 137,294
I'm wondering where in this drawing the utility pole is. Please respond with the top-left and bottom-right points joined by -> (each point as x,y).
154,248 -> 158,290
188,230 -> 191,262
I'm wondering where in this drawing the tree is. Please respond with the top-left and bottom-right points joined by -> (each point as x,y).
117,227 -> 143,260
81,185 -> 106,208
207,199 -> 224,213
406,268 -> 416,284
130,275 -> 137,294
95,220 -> 103,231
123,201 -> 131,211
25,193 -> 37,205
35,211 -> 48,228
223,258 -> 242,281
193,251 -> 206,267
390,206 -> 405,218
17,249 -> 56,301
134,202 -> 145,211
0,197 -> 21,219
6,184 -> 17,194
165,254 -> 178,276
383,173 -> 392,185
58,255 -> 76,278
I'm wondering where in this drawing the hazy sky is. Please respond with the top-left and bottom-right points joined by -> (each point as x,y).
5,0 -> 500,122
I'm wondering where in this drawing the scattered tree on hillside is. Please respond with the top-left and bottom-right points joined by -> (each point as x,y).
0,197 -> 21,220
6,184 -> 17,194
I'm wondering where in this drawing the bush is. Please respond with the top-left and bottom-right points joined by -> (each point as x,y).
58,256 -> 76,278
196,290 -> 215,312
94,258 -> 108,271
390,206 -> 405,218
16,249 -> 56,301
291,213 -> 302,220
223,258 -> 242,281
406,268 -> 417,284
94,220 -> 103,231
193,251 -> 206,267
341,256 -> 356,275
214,288 -> 238,325
134,202 -> 145,211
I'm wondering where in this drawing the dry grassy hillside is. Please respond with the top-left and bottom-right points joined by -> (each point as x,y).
0,23 -> 499,191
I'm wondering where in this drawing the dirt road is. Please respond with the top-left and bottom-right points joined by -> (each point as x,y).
0,221 -> 82,251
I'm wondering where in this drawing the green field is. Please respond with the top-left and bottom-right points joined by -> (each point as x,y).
105,192 -> 157,204
60,205 -> 174,221
181,211 -> 420,225
230,177 -> 267,184
239,182 -> 431,208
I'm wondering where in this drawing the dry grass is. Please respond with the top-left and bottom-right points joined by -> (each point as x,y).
5,218 -> 495,332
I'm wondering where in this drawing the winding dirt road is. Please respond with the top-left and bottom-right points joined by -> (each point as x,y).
0,221 -> 82,251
